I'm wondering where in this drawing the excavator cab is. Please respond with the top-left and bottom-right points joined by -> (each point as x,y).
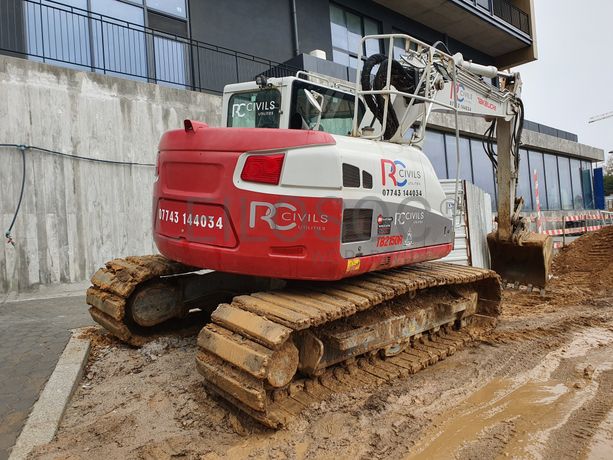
224,74 -> 364,136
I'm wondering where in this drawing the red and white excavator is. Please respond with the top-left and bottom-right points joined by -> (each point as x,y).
87,33 -> 552,427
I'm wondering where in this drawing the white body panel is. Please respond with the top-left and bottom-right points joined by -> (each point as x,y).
233,134 -> 453,258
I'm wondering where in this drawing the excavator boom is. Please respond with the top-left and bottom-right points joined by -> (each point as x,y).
350,33 -> 552,287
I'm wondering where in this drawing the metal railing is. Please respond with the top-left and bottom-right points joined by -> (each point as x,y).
0,0 -> 299,94
492,0 -> 531,35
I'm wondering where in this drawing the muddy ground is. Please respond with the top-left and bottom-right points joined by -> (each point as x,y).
31,228 -> 613,459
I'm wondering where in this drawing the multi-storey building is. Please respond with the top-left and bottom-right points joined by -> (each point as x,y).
0,0 -> 604,211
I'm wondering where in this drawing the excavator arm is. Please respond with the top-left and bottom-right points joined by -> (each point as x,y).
352,34 -> 552,286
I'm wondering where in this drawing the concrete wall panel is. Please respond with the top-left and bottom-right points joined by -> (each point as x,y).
0,55 -> 221,293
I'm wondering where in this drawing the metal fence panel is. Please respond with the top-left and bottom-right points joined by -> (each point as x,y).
0,0 -> 300,94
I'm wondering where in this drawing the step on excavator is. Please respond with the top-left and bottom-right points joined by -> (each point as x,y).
87,33 -> 552,427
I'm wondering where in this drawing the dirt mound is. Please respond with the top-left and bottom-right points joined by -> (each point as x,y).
553,226 -> 613,277
501,227 -> 613,317
548,226 -> 613,306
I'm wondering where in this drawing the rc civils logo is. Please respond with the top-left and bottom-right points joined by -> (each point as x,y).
249,202 -> 329,231
381,159 -> 422,187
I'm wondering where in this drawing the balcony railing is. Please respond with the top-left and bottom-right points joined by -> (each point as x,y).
0,0 -> 299,94
463,0 -> 531,36
492,0 -> 531,35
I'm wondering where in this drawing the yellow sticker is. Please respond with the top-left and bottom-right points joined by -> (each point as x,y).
346,258 -> 361,272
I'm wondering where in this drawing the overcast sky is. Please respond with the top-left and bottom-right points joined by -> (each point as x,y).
516,0 -> 613,163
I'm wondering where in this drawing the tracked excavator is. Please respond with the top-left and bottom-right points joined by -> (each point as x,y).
87,34 -> 552,427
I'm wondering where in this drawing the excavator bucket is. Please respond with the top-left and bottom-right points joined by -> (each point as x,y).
487,232 -> 553,288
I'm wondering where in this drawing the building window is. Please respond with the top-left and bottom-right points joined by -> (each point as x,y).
543,153 -> 561,210
330,3 -> 382,68
392,29 -> 418,60
91,0 -> 147,80
444,134 -> 473,182
423,130 -> 447,179
25,0 -> 91,71
470,138 -> 497,208
581,161 -> 594,209
147,0 -> 186,18
517,149 -> 533,210
557,156 -> 573,210
24,0 -> 189,86
570,158 -> 584,209
528,150 -> 547,210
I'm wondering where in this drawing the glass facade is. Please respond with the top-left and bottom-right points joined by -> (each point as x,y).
392,30 -> 418,60
147,0 -> 186,18
581,161 -> 594,209
421,129 -> 596,211
330,3 -> 382,68
471,138 -> 497,208
25,0 -> 188,86
25,0 -> 91,71
528,150 -> 547,209
422,130 -> 447,179
570,158 -> 584,209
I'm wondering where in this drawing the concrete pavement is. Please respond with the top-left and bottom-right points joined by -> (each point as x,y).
0,291 -> 93,460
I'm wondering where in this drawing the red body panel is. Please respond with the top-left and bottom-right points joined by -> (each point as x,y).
153,125 -> 452,281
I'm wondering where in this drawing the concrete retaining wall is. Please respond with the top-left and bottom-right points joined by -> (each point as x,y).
0,56 -> 221,293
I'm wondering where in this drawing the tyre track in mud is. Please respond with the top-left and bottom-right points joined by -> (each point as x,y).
357,303 -> 613,460
542,369 -> 613,459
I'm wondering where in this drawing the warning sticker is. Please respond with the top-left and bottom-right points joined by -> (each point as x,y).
346,258 -> 361,272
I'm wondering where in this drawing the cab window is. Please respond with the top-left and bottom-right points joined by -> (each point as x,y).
290,81 -> 364,136
227,89 -> 281,128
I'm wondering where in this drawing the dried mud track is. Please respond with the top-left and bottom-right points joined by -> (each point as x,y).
197,262 -> 501,427
88,255 -> 502,428
86,255 -> 197,346
401,301 -> 613,460
199,318 -> 494,429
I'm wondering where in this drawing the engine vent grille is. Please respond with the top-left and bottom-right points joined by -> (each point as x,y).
342,163 -> 360,188
342,209 -> 373,243
362,171 -> 373,189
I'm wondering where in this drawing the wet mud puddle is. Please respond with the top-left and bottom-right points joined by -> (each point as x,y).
405,328 -> 613,459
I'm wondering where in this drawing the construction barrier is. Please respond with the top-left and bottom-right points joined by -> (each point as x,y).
529,210 -> 613,248
491,210 -> 613,249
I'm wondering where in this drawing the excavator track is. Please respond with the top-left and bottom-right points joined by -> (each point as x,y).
86,255 -> 197,346
196,261 -> 501,428
87,255 -> 283,346
87,256 -> 500,427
